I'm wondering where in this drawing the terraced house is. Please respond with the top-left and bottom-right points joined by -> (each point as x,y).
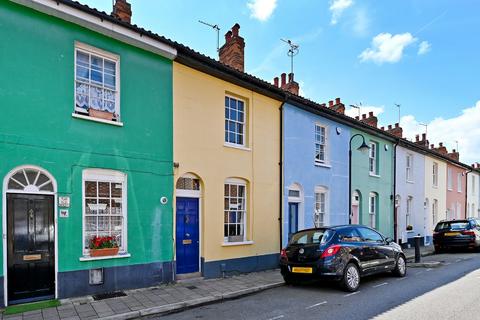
0,0 -> 175,306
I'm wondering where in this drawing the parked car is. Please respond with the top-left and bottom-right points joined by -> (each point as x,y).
433,218 -> 480,253
279,225 -> 406,292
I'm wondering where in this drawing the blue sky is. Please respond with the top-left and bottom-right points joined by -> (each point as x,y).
80,0 -> 480,164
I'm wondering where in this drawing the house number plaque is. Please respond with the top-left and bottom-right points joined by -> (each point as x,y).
59,196 -> 70,208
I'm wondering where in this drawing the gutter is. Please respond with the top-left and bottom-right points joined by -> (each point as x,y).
465,168 -> 473,218
393,140 -> 399,242
278,94 -> 288,251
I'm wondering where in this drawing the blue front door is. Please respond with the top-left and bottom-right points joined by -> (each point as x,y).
176,197 -> 199,274
288,202 -> 299,239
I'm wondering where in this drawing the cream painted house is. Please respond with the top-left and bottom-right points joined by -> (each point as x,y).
424,155 -> 447,242
467,169 -> 480,218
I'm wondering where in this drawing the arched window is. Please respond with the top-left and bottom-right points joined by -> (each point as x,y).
83,169 -> 127,256
5,166 -> 55,193
224,178 -> 248,243
314,186 -> 328,227
288,183 -> 303,202
176,173 -> 201,198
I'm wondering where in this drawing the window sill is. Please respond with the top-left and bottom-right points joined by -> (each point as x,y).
223,143 -> 251,151
72,113 -> 124,127
406,180 -> 414,184
79,253 -> 131,262
433,185 -> 438,189
221,241 -> 254,247
315,162 -> 331,169
369,173 -> 381,178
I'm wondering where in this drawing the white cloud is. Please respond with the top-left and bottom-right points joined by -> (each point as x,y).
418,40 -> 431,55
329,0 -> 354,25
247,0 -> 277,22
345,105 -> 385,119
352,8 -> 369,36
359,32 -> 417,64
400,101 -> 480,165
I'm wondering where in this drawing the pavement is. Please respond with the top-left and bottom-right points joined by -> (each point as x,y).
0,270 -> 283,320
154,252 -> 480,320
0,245 -> 438,320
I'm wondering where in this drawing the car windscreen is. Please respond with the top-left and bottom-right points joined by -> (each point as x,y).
289,229 -> 333,245
435,221 -> 470,231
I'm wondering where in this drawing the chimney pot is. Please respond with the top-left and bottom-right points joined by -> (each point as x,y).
273,77 -> 279,87
453,149 -> 456,153
219,24 -> 245,71
328,100 -> 334,107
415,134 -> 419,142
395,123 -> 399,128
335,97 -> 341,104
430,144 -> 434,149
280,73 -> 287,86
231,23 -> 240,36
355,116 -> 360,120
368,111 -> 374,117
439,142 -> 443,147
381,126 -> 385,130
288,72 -> 294,82
362,114 -> 367,119
422,133 -> 426,140
225,30 -> 232,42
388,125 -> 392,130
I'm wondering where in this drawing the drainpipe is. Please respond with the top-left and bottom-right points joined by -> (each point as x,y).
279,99 -> 287,251
393,140 -> 399,243
465,168 -> 473,218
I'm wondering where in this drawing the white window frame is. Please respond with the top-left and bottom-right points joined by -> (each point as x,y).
432,162 -> 438,187
406,196 -> 413,229
82,169 -> 127,257
369,142 -> 378,175
406,154 -> 413,182
224,96 -> 246,147
457,173 -> 462,192
447,168 -> 453,190
224,178 -> 247,243
472,175 -> 476,194
368,192 -> 377,229
314,124 -> 328,165
74,42 -> 121,121
314,186 -> 328,227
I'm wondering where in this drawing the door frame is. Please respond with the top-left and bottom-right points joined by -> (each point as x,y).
2,165 -> 58,306
287,202 -> 299,238
175,188 -> 201,276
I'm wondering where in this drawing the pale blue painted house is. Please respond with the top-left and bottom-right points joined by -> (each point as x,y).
282,100 -> 350,246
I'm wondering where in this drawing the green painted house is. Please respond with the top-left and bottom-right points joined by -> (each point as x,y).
350,122 -> 395,239
0,0 -> 176,306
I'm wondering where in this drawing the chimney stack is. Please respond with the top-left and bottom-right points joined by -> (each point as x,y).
219,23 -> 245,71
273,77 -> 279,87
360,112 -> 378,128
413,132 -> 429,147
112,0 -> 132,23
447,149 -> 460,161
385,122 -> 403,138
433,142 -> 448,155
329,97 -> 345,114
280,72 -> 299,95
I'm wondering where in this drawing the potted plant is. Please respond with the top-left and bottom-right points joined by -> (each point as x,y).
89,236 -> 119,257
406,225 -> 413,231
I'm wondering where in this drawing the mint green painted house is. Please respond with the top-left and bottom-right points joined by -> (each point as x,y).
0,0 -> 176,306
350,128 -> 395,238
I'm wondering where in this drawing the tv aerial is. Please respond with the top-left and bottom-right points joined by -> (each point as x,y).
281,38 -> 300,75
199,20 -> 221,52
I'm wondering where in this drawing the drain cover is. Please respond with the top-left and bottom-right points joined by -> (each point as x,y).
92,291 -> 127,301
186,285 -> 198,290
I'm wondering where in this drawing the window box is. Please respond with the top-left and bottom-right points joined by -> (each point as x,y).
406,225 -> 413,231
88,108 -> 114,121
90,247 -> 119,257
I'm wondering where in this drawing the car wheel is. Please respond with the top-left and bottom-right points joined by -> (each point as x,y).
340,263 -> 360,292
392,255 -> 406,277
283,274 -> 297,285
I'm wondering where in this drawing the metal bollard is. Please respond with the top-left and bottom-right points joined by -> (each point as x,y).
414,235 -> 421,263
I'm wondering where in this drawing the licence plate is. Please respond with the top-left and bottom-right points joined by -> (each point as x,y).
292,267 -> 313,274
445,232 -> 460,236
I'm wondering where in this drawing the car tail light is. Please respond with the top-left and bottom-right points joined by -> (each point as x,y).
433,232 -> 439,237
280,248 -> 288,260
462,230 -> 475,236
321,244 -> 341,258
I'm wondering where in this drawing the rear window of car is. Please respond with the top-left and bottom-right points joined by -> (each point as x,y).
289,229 -> 333,245
435,221 -> 470,231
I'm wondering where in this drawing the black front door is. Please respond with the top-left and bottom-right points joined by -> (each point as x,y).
7,194 -> 55,304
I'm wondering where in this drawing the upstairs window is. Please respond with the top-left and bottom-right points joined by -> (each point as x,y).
75,43 -> 120,121
432,162 -> 438,187
458,173 -> 462,192
315,125 -> 327,164
369,142 -> 378,175
447,168 -> 453,190
406,154 -> 413,182
225,96 -> 246,146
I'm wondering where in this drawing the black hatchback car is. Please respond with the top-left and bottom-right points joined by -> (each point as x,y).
279,225 -> 406,292
433,218 -> 480,253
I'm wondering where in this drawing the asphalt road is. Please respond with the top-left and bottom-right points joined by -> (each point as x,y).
145,252 -> 480,320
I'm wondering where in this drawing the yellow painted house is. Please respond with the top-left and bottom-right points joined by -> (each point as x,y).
172,25 -> 283,278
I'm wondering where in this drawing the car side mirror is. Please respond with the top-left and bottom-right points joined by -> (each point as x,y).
385,237 -> 394,244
